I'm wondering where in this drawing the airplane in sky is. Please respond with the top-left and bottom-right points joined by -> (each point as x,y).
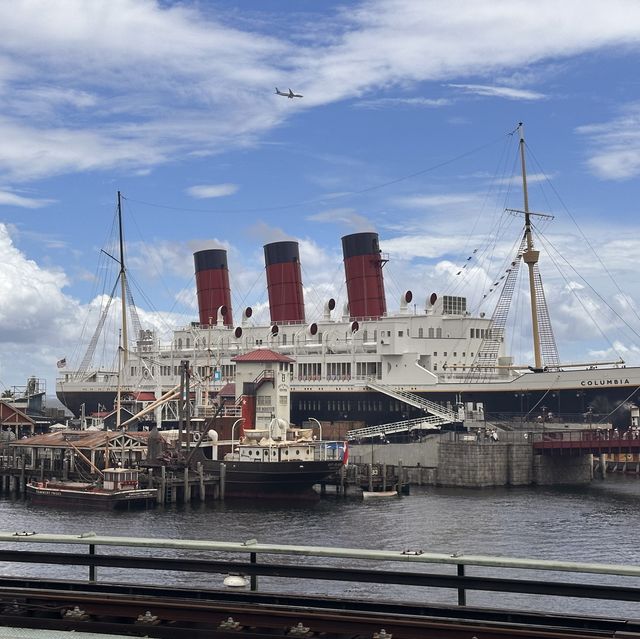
275,87 -> 303,99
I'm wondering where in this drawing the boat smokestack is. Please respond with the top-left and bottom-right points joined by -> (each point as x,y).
194,249 -> 233,326
341,232 -> 387,320
264,241 -> 305,323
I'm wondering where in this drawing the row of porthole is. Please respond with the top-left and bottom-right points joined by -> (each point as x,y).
245,449 -> 302,456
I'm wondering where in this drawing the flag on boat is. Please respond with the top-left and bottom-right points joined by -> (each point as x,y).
56,358 -> 66,369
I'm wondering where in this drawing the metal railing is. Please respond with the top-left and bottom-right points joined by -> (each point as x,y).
346,416 -> 443,441
0,531 -> 639,615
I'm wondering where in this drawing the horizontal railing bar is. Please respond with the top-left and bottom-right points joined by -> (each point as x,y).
0,550 -> 639,602
1,532 -> 639,578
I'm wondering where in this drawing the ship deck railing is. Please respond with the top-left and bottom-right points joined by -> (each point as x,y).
480,411 -> 610,427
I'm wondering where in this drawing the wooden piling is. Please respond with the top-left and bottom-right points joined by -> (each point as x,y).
158,466 -> 166,505
198,463 -> 205,502
219,463 -> 226,500
183,468 -> 191,502
19,456 -> 25,495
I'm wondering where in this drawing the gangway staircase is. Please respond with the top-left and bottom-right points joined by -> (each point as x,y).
365,380 -> 459,424
346,415 -> 444,442
347,377 -> 460,440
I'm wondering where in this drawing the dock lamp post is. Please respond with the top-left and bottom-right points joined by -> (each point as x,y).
541,405 -> 548,437
587,406 -> 594,434
308,417 -> 323,442
308,417 -> 323,460
231,418 -> 245,453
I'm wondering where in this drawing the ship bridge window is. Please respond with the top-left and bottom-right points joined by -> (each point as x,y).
428,328 -> 434,338
177,338 -> 182,350
418,328 -> 423,338
443,295 -> 467,315
436,328 -> 442,338
398,331 -> 403,337
282,334 -> 287,345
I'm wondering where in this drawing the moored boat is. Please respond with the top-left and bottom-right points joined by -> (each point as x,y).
362,489 -> 398,499
26,468 -> 157,509
200,436 -> 347,499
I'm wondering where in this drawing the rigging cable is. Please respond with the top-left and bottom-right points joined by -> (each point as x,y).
535,227 -> 637,354
122,136 -> 509,215
525,143 -> 640,331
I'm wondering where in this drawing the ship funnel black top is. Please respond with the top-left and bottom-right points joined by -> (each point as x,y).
194,248 -> 233,326
341,232 -> 387,319
264,241 -> 305,323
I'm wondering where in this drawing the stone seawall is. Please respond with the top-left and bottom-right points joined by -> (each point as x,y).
350,435 -> 593,487
438,440 -> 591,487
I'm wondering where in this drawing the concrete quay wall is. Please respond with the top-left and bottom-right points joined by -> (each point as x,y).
350,435 -> 593,487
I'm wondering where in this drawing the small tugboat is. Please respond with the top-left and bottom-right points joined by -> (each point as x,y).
26,467 -> 157,510
213,422 -> 347,498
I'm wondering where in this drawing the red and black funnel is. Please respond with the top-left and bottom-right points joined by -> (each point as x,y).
342,232 -> 387,320
264,241 -> 305,323
194,249 -> 233,326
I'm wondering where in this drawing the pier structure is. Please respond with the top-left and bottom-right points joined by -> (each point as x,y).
346,427 -> 640,488
0,532 -> 638,637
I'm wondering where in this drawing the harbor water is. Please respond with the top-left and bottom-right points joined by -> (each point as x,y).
0,476 -> 638,619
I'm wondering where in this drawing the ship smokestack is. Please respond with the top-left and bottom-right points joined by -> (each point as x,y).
194,249 -> 233,326
341,232 -> 387,319
264,241 -> 305,323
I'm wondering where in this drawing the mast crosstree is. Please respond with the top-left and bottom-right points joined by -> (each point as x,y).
467,123 -> 559,379
75,192 -> 146,379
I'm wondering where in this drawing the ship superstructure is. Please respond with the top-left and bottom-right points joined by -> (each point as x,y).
56,127 -> 640,429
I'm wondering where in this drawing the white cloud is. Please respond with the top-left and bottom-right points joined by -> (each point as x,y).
0,189 -> 54,208
307,207 -> 375,230
577,105 -> 640,180
186,183 -> 239,199
447,84 -> 546,101
354,97 -> 450,109
0,1 -> 639,184
393,193 -> 481,209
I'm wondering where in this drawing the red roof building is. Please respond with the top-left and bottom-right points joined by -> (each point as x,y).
232,349 -> 294,363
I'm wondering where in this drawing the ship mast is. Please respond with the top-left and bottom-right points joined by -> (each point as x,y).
117,191 -> 128,367
518,123 -> 542,369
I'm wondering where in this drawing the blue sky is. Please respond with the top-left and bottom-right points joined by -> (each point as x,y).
1,0 -> 640,394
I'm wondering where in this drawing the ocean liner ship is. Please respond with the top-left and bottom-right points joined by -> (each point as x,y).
56,125 -> 640,430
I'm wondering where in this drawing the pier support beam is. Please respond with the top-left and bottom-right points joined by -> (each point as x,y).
198,463 -> 205,501
219,463 -> 226,500
183,468 -> 191,502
